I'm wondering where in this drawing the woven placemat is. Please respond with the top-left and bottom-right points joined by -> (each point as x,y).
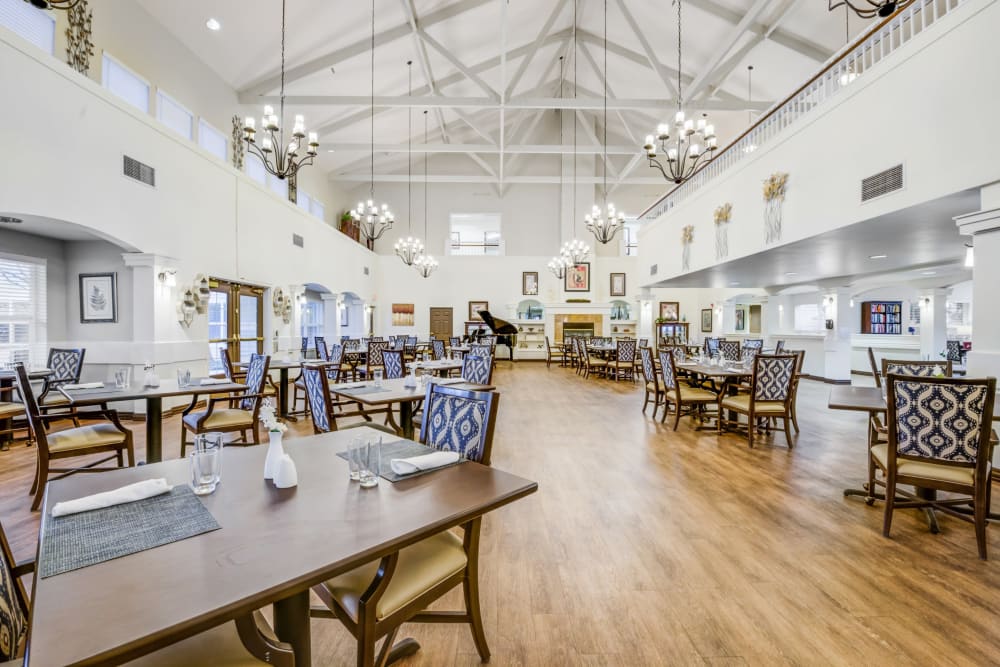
337,385 -> 392,396
337,438 -> 465,482
39,485 -> 220,578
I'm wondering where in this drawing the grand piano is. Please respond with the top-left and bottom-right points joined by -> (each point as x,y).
476,310 -> 518,361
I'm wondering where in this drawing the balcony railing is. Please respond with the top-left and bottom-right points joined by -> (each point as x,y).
639,0 -> 965,221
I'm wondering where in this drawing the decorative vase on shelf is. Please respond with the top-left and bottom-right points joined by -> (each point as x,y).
264,431 -> 285,480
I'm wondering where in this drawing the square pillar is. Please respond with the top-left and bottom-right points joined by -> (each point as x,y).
955,204 -> 1000,377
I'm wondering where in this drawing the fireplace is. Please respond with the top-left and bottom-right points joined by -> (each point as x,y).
562,323 -> 595,339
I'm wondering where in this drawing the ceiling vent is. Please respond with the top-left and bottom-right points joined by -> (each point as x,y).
292,233 -> 304,248
861,164 -> 903,202
650,263 -> 658,276
363,266 -> 370,276
123,155 -> 155,187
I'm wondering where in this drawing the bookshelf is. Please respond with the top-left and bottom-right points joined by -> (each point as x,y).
861,301 -> 902,334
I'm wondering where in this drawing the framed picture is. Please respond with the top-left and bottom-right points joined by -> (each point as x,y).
522,271 -> 539,296
736,309 -> 746,331
468,301 -> 488,321
79,272 -> 118,323
391,303 -> 414,327
610,272 -> 626,297
701,308 -> 713,333
564,262 -> 590,292
659,301 -> 679,322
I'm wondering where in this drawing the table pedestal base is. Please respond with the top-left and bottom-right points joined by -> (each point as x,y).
843,483 -> 941,534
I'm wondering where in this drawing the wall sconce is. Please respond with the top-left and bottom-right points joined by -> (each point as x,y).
922,297 -> 931,309
157,270 -> 177,287
965,243 -> 974,268
193,274 -> 210,313
177,288 -> 197,327
849,299 -> 855,308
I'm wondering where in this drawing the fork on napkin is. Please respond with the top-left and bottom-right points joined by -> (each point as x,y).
51,478 -> 172,517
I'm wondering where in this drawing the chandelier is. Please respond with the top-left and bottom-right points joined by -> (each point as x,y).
643,0 -> 717,185
394,61 -> 423,265
838,6 -> 859,86
242,0 -> 318,181
414,254 -> 439,278
742,65 -> 757,154
23,0 -> 82,8
559,3 -> 590,264
414,110 -> 438,278
561,239 -> 591,265
829,0 -> 913,18
587,0 -> 625,244
548,254 -> 571,280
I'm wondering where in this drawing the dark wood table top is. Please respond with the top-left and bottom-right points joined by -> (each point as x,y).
28,426 -> 537,666
330,378 -> 494,406
58,379 -> 246,405
675,362 -> 752,378
408,360 -> 463,371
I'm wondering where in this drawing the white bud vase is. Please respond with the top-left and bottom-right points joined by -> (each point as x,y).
264,431 -> 285,480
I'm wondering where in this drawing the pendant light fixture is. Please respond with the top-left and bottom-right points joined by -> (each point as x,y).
242,0 -> 318,180
828,0 -> 913,19
560,1 -> 591,265
549,58 -> 573,280
354,0 -> 394,243
643,0 -> 717,184
394,61 -> 424,265
586,0 -> 625,244
742,65 -> 757,154
23,0 -> 83,10
414,110 -> 439,278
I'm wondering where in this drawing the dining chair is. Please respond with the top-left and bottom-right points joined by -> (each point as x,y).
314,336 -> 327,359
13,364 -> 134,512
610,339 -> 637,382
300,364 -> 394,436
639,347 -> 664,418
462,354 -> 494,385
326,343 -> 345,382
0,398 -> 29,448
743,339 -> 764,350
774,340 -> 786,353
788,349 -> 806,433
180,353 -> 270,458
544,336 -> 565,369
37,347 -> 86,425
0,517 -> 294,666
718,340 -> 741,362
703,338 -> 721,356
431,339 -> 446,361
311,384 -> 500,667
945,340 -> 967,375
867,347 -> 882,389
881,358 -> 952,378
470,343 -> 492,359
357,341 -> 389,380
300,337 -> 309,358
449,336 -> 461,349
658,350 -> 717,430
572,338 -> 584,375
382,350 -> 405,380
874,375 -> 996,559
718,354 -> 797,448
577,340 -> 607,379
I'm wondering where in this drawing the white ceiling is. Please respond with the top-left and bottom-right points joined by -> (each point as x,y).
136,0 -> 868,187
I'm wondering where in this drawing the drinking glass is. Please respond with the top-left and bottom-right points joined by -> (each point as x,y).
176,368 -> 192,388
359,437 -> 381,488
373,369 -> 384,387
114,367 -> 131,389
346,436 -> 364,481
418,368 -> 428,388
189,448 -> 221,495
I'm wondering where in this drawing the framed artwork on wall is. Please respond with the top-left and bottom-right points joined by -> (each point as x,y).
468,301 -> 489,321
610,272 -> 626,297
79,272 -> 118,323
701,308 -> 713,332
736,309 -> 746,331
391,303 -> 414,327
564,262 -> 590,292
659,301 -> 679,322
522,271 -> 539,296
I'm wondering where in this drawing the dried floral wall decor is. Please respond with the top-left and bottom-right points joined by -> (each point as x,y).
681,225 -> 694,272
287,172 -> 298,204
763,172 -> 789,244
231,115 -> 245,170
65,0 -> 94,75
714,202 -> 732,260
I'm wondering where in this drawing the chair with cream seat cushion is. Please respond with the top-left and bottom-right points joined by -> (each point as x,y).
718,354 -> 796,448
639,347 -> 664,418
874,375 -> 996,559
0,401 -> 29,447
578,340 -> 607,379
356,340 -> 389,380
544,336 -> 565,368
658,350 -> 716,431
13,364 -> 133,512
36,347 -> 86,425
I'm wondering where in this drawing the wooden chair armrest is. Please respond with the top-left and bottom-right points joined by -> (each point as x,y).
181,394 -> 199,416
11,558 -> 35,578
234,611 -> 295,667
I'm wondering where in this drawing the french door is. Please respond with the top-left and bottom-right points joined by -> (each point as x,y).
207,279 -> 264,374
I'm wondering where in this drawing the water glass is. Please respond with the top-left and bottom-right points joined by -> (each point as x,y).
114,367 -> 131,389
373,368 -> 384,387
418,369 -> 428,387
189,448 -> 221,495
176,368 -> 192,388
346,436 -> 364,481
359,437 -> 381,488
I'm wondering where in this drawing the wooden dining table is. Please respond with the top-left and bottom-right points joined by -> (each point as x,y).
28,426 -> 537,666
407,359 -> 463,377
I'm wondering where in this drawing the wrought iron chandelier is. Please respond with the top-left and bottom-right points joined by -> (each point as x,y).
354,0 -> 394,242
560,3 -> 591,265
829,0 -> 913,19
394,61 -> 423,265
548,254 -> 571,279
242,0 -> 318,181
23,0 -> 82,9
643,0 -> 717,185
414,111 -> 438,278
742,65 -> 757,154
586,0 -> 625,244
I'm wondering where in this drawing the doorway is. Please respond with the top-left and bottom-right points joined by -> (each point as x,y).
207,278 -> 264,374
429,307 -> 453,341
749,304 -> 762,334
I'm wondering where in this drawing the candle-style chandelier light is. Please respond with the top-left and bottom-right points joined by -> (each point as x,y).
414,111 -> 438,278
559,3 -> 591,265
242,0 -> 318,181
642,0 -> 717,185
22,0 -> 82,9
394,61 -> 423,265
829,0 -> 913,19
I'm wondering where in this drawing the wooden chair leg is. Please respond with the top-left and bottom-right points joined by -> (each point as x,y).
29,459 -> 40,495
126,439 -> 135,466
673,401 -> 682,431
30,458 -> 49,511
180,428 -> 189,459
882,474 -> 896,537
791,400 -> 800,433
642,391 -> 650,414
783,416 -> 793,448
975,485 -> 988,560
747,413 -> 755,448
463,568 -> 490,662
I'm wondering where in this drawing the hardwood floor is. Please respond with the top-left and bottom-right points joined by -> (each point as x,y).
4,363 -> 999,665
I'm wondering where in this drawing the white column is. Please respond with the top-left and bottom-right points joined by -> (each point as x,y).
955,203 -> 1000,377
918,288 -> 948,361
820,288 -> 853,381
322,293 -> 340,342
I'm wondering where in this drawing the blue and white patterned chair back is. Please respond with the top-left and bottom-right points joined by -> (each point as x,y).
743,339 -> 763,350
884,360 -> 951,378
46,348 -> 85,384
341,335 -> 351,343
314,336 -> 326,358
470,344 -> 492,358
240,353 -> 270,411
420,384 -> 499,464
577,339 -> 590,363
462,354 -> 493,385
382,350 -> 404,379
367,340 -> 388,368
889,376 -> 994,465
640,347 -> 657,384
406,336 -> 417,347
300,337 -> 308,357
449,337 -> 461,347
752,355 -> 795,402
302,364 -> 333,433
705,338 -> 720,355
390,337 -> 405,351
432,339 -> 446,360
328,344 -> 344,365
616,339 -> 637,363
638,338 -> 649,349
667,345 -> 686,362
719,340 -> 741,361
741,346 -> 760,364
344,339 -> 360,352
657,349 -> 678,391
0,517 -> 28,662
774,340 -> 786,353
945,340 -> 964,363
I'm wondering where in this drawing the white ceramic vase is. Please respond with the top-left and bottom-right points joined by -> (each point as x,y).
264,431 -> 285,480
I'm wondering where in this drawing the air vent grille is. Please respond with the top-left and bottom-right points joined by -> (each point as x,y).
123,155 -> 155,187
363,266 -> 370,276
292,233 -> 304,248
650,264 -> 658,276
861,164 -> 903,202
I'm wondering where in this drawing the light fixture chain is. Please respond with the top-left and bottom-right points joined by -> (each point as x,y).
370,0 -> 375,199
676,0 -> 682,109
603,0 -> 608,203
408,61 -> 412,233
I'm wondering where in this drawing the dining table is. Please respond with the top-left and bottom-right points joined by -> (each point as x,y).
59,378 -> 246,464
407,359 -> 463,377
27,426 -> 538,666
0,367 -> 52,449
238,358 -> 300,420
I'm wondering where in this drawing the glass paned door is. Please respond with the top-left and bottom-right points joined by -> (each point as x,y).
207,289 -> 229,375
206,280 -> 264,375
238,290 -> 263,363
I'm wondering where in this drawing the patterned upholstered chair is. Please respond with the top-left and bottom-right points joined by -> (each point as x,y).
774,340 -> 786,353
874,375 -> 997,559
325,343 -> 344,382
659,350 -> 717,430
448,336 -> 461,349
314,336 -> 327,360
461,354 -> 494,385
577,340 -> 608,379
37,347 -> 86,423
634,338 -> 650,371
357,340 -> 389,380
0,519 -> 294,665
718,340 -> 741,362
743,339 -> 763,351
610,339 -> 637,382
301,364 -> 395,438
718,354 -> 797,448
431,339 -> 446,361
544,336 -> 565,368
945,340 -> 967,375
312,384 -> 500,667
470,343 -> 492,358
13,364 -> 134,512
881,358 -> 952,379
703,337 -> 721,356
181,353 -> 270,457
639,347 -> 664,418
787,349 -> 806,433
382,350 -> 405,380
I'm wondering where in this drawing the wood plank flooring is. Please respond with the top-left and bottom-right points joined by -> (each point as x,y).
3,362 -> 998,665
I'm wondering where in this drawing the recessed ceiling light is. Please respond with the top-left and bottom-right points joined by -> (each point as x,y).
868,254 -> 887,259
730,282 -> 740,286
921,270 -> 937,276
785,272 -> 797,277
206,18 -> 221,31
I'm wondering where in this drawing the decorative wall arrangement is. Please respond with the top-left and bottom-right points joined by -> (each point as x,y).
272,288 -> 293,324
175,275 -> 211,327
231,115 -> 245,170
714,202 -> 732,260
681,225 -> 694,271
763,172 -> 789,244
65,0 -> 94,75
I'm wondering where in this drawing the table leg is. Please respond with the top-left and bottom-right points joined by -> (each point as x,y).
273,589 -> 311,666
0,379 -> 11,450
400,402 -> 414,440
145,397 -> 162,464
278,368 -> 292,421
916,487 -> 941,534
437,368 -> 449,378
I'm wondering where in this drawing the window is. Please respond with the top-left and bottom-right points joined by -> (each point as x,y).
296,190 -> 326,221
301,300 -> 323,342
309,198 -> 325,222
246,154 -> 266,184
297,190 -> 312,211
207,279 -> 264,375
156,90 -> 193,139
0,0 -> 55,54
102,53 -> 150,113
267,173 -> 288,200
448,213 -> 502,256
198,119 -> 227,160
622,223 -> 639,257
0,253 -> 47,367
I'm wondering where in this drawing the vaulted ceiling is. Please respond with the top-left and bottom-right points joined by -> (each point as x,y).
138,0 -> 868,192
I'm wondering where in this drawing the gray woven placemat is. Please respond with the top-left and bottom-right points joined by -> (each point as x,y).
337,438 -> 465,482
39,485 -> 220,578
337,385 -> 392,396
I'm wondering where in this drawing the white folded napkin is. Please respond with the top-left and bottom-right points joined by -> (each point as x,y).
51,478 -> 172,518
338,382 -> 367,389
199,377 -> 230,385
62,382 -> 104,390
390,450 -> 460,476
